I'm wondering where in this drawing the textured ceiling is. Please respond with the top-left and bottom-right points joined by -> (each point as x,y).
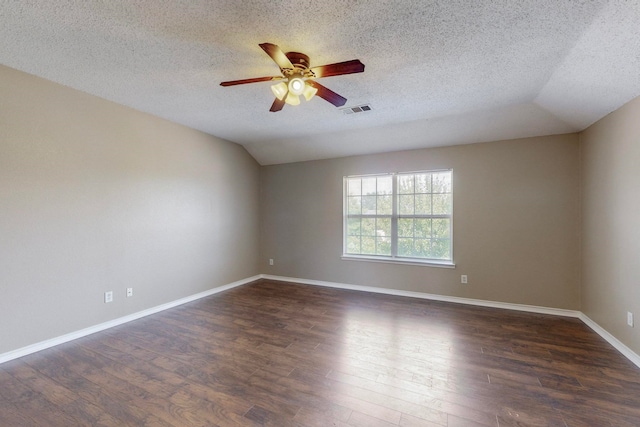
2,1 -> 640,165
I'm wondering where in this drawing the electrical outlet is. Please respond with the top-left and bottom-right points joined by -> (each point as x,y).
628,312 -> 634,327
126,288 -> 133,297
461,275 -> 468,284
269,258 -> 274,266
104,291 -> 113,303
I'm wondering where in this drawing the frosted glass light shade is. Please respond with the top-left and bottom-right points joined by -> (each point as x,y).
284,92 -> 300,105
270,82 -> 288,100
303,83 -> 318,101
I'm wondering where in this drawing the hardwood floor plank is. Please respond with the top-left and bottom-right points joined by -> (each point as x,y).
399,412 -> 445,427
21,349 -> 172,426
2,279 -> 640,426
4,360 -> 124,426
99,329 -> 300,423
248,368 -> 353,422
0,364 -> 87,427
447,413 -> 496,427
0,399 -> 49,427
292,406 -> 353,427
347,409 -> 400,427
287,366 -> 450,425
0,364 -> 38,403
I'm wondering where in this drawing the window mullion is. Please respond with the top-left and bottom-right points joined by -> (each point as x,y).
391,174 -> 398,257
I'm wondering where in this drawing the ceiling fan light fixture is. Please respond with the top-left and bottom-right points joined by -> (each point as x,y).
288,77 -> 305,96
220,42 -> 365,111
270,81 -> 288,100
302,82 -> 318,101
284,92 -> 300,106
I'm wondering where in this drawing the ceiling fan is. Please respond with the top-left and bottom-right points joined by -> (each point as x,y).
220,43 -> 365,112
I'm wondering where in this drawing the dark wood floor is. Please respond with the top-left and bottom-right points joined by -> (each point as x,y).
2,280 -> 640,426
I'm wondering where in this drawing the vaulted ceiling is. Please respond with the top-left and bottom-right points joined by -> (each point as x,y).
2,1 -> 640,164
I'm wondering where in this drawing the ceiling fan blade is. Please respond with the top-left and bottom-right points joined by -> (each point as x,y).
310,59 -> 365,78
259,43 -> 294,71
306,81 -> 347,107
220,76 -> 282,87
269,97 -> 286,112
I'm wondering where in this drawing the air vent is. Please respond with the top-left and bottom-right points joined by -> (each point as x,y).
341,104 -> 373,114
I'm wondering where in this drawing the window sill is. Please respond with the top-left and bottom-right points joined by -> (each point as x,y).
341,254 -> 456,268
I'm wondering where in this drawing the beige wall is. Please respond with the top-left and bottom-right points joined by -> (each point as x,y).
0,65 -> 260,354
260,134 -> 581,309
580,96 -> 640,355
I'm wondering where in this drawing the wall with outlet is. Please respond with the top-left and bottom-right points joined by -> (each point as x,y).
581,95 -> 640,356
260,134 -> 581,310
0,65 -> 260,354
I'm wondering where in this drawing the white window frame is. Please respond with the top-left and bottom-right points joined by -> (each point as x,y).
342,170 -> 455,268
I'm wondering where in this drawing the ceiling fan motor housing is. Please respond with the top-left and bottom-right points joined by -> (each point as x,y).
285,52 -> 310,69
284,52 -> 316,78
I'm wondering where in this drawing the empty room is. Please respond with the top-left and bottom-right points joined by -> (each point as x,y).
1,1 -> 640,426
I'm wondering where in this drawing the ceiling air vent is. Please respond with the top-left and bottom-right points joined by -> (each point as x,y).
341,104 -> 372,115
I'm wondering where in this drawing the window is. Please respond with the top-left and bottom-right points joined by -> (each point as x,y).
343,170 -> 453,266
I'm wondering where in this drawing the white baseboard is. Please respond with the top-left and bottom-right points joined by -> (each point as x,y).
261,274 -> 581,318
578,313 -> 640,369
261,274 -> 640,369
0,275 -> 260,365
